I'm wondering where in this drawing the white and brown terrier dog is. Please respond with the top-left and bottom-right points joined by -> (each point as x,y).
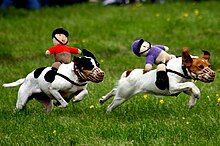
3,49 -> 104,112
100,48 -> 215,112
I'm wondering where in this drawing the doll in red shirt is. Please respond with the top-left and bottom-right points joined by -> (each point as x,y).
45,28 -> 81,69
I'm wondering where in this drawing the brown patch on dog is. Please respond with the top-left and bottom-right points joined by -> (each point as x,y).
182,47 -> 193,67
126,70 -> 133,77
143,70 -> 148,74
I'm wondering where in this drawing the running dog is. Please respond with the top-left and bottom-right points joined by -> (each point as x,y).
3,49 -> 104,112
99,48 -> 215,112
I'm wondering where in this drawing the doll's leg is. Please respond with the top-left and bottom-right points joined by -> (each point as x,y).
52,62 -> 62,69
155,63 -> 169,90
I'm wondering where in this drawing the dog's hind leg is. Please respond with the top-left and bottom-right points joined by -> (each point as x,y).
16,83 -> 33,110
106,81 -> 138,112
99,88 -> 117,104
106,96 -> 126,112
33,93 -> 53,113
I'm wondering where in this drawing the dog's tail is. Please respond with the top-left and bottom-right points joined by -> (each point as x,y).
2,78 -> 25,88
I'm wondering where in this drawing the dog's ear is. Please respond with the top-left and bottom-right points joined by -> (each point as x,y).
73,56 -> 80,67
82,49 -> 96,59
182,47 -> 193,67
201,50 -> 210,61
82,49 -> 100,67
73,56 -> 79,62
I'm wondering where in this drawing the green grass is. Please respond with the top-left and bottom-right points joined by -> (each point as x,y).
0,1 -> 220,145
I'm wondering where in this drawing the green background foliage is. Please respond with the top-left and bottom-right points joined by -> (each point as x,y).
0,1 -> 219,145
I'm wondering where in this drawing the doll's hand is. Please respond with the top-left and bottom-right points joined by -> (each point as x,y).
45,50 -> 50,56
145,64 -> 153,72
164,46 -> 169,52
78,49 -> 82,54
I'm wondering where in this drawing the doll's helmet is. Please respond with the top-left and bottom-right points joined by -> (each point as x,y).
131,39 -> 144,57
131,39 -> 151,57
52,28 -> 69,38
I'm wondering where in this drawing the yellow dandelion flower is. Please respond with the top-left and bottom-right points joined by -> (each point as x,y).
182,12 -> 189,18
89,105 -> 95,109
156,13 -> 160,17
192,80 -> 197,83
217,98 -> 220,103
194,9 -> 199,16
143,94 -> 148,99
159,99 -> 164,104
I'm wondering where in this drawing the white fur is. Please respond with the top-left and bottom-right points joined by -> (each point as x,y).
100,57 -> 204,112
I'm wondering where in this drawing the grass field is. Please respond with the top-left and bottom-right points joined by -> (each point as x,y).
0,1 -> 220,145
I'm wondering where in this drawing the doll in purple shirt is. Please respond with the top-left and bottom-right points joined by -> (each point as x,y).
131,38 -> 176,90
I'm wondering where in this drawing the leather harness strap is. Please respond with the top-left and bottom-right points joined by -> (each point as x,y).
56,73 -> 87,86
166,66 -> 192,80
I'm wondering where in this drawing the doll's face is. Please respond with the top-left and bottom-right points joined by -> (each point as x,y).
139,41 -> 151,56
53,33 -> 68,45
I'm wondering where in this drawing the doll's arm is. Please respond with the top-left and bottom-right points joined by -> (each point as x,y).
46,46 -> 56,55
144,55 -> 154,71
154,45 -> 169,52
69,47 -> 82,54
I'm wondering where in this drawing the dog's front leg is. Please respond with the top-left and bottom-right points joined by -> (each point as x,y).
49,89 -> 68,107
169,82 -> 200,108
72,89 -> 88,103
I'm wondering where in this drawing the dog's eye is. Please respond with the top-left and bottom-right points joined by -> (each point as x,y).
198,65 -> 204,69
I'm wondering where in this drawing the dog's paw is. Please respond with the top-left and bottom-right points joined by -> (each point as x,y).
99,97 -> 106,105
72,99 -> 80,103
188,97 -> 197,109
188,104 -> 195,109
58,102 -> 68,108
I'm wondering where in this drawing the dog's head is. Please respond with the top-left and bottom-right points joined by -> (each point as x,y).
182,48 -> 215,83
73,49 -> 104,83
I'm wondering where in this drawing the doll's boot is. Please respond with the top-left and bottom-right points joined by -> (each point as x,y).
155,71 -> 169,90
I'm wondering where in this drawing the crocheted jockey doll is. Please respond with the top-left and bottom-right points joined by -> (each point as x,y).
131,38 -> 175,90
45,28 -> 82,69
